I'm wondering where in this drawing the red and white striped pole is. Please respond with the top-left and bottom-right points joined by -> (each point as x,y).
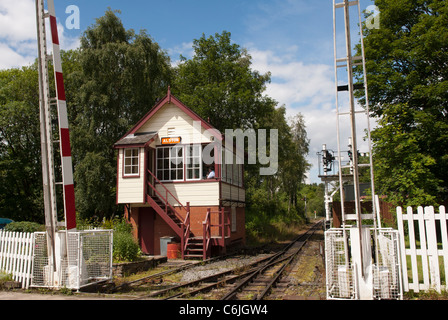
47,0 -> 76,231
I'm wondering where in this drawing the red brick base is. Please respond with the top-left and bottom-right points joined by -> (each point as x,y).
125,205 -> 245,256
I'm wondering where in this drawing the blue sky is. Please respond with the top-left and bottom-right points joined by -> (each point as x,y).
0,0 -> 376,183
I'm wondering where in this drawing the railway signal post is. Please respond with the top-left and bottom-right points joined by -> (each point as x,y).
323,0 -> 403,300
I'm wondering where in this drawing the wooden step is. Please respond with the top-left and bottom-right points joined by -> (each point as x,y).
184,254 -> 203,259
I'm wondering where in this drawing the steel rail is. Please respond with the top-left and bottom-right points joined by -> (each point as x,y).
135,253 -> 277,299
221,220 -> 323,300
124,220 -> 322,300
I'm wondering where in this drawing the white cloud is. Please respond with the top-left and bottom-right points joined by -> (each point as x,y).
248,46 -> 376,183
0,42 -> 35,69
0,0 -> 37,43
0,0 -> 80,70
249,47 -> 334,109
168,41 -> 194,67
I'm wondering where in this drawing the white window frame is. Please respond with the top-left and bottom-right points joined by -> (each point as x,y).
186,145 -> 202,181
156,146 -> 184,182
123,148 -> 140,177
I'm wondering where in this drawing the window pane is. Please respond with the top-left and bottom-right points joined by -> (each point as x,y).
124,148 -> 139,176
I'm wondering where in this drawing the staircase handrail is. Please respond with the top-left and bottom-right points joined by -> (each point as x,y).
202,209 -> 211,260
147,169 -> 188,223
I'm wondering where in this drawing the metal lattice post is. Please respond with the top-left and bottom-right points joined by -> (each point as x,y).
36,0 -> 58,271
46,0 -> 77,232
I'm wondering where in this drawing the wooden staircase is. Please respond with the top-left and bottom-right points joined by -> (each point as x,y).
183,237 -> 206,259
146,169 -> 230,260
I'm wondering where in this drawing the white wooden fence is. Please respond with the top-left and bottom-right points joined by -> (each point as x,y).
0,231 -> 35,289
397,206 -> 448,293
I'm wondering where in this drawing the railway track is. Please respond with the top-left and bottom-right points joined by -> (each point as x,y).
220,220 -> 323,300
123,220 -> 324,300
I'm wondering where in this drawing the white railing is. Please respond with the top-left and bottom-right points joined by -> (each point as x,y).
397,205 -> 448,293
0,230 -> 34,289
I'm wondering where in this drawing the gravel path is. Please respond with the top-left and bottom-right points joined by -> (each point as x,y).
180,254 -> 271,283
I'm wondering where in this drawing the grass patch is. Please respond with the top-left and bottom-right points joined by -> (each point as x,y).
245,213 -> 308,247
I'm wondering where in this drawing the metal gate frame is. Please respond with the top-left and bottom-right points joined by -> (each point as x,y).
31,230 -> 113,290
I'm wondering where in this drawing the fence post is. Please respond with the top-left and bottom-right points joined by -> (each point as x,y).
417,206 -> 430,291
396,207 -> 409,292
439,206 -> 448,290
425,206 -> 441,292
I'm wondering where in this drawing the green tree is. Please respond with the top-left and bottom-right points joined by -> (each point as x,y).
371,103 -> 440,206
0,66 -> 43,221
358,0 -> 448,206
174,31 -> 310,221
71,9 -> 173,218
173,31 -> 274,132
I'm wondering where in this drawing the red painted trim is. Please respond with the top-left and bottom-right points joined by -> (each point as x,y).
143,149 -> 147,203
64,184 -> 76,230
50,16 -> 59,45
60,128 -> 71,157
116,150 -> 120,205
55,72 -> 66,101
157,179 -> 219,185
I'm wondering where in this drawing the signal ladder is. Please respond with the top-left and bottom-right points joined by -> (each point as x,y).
324,0 -> 402,300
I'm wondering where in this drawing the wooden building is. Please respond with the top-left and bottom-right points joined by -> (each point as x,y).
114,88 -> 245,259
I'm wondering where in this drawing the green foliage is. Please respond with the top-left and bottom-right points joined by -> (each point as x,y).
299,183 -> 326,218
113,229 -> 140,263
0,66 -> 44,222
71,9 -> 173,219
371,103 -> 441,206
357,0 -> 448,206
4,221 -> 45,233
174,31 -> 274,132
0,272 -> 13,286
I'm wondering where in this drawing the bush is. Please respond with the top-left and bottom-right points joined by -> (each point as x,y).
113,231 -> 140,262
77,216 -> 140,262
4,221 -> 45,233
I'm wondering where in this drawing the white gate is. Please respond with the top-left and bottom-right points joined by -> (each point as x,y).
0,231 -> 34,289
325,227 -> 402,300
32,230 -> 113,290
397,206 -> 448,293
